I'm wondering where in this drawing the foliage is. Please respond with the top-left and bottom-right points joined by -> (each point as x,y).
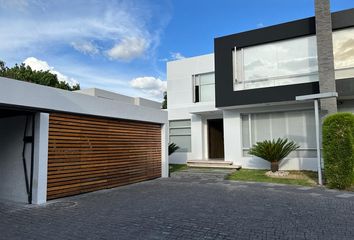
168,143 -> 179,156
169,164 -> 188,173
0,60 -> 80,91
226,169 -> 317,186
162,91 -> 167,109
323,112 -> 354,189
249,138 -> 299,163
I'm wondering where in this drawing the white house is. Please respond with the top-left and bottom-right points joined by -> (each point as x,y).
167,8 -> 354,170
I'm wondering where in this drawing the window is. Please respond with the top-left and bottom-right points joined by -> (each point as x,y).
241,110 -> 316,158
169,120 -> 191,152
193,72 -> 215,102
333,27 -> 354,80
233,35 -> 319,91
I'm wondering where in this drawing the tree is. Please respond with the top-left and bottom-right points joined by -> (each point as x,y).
0,60 -> 80,91
162,91 -> 167,109
249,138 -> 299,172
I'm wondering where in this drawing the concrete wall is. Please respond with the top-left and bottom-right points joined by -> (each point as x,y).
0,116 -> 31,203
167,53 -> 215,111
0,77 -> 167,124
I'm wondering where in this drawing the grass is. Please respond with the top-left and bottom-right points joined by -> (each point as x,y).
226,169 -> 318,186
169,164 -> 188,173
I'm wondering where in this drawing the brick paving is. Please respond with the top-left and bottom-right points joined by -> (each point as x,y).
1,169 -> 354,240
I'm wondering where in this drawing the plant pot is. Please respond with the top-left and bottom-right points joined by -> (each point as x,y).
271,162 -> 279,172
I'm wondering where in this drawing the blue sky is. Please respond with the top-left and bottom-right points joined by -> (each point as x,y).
0,0 -> 353,101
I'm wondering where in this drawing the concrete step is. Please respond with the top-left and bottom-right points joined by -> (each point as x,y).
187,160 -> 233,165
187,160 -> 241,169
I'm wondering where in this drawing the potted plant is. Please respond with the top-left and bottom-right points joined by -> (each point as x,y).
249,138 -> 299,172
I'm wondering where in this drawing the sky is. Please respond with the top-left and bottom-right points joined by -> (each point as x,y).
0,0 -> 353,101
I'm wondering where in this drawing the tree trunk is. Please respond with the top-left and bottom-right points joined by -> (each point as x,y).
271,162 -> 279,172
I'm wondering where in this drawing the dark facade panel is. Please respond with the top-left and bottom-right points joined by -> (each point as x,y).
214,8 -> 354,108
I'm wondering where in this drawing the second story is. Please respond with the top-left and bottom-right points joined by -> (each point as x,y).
167,8 -> 354,113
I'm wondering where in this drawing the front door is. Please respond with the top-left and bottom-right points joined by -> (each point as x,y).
208,119 -> 224,159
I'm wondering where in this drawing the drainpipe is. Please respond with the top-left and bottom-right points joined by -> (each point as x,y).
314,0 -> 337,115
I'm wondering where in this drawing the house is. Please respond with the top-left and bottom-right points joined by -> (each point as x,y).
0,77 -> 168,204
167,7 -> 354,170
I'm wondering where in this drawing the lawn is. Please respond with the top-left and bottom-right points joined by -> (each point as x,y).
169,164 -> 188,173
226,169 -> 318,186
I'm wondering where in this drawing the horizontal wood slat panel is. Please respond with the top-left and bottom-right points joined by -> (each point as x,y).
47,113 -> 161,200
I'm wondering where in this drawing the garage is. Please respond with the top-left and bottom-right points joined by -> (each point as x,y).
0,77 -> 168,204
47,113 -> 162,199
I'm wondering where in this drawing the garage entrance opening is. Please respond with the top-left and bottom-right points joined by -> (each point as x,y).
0,108 -> 36,204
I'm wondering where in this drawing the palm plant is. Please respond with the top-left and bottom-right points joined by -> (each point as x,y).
249,138 -> 299,172
168,143 -> 180,156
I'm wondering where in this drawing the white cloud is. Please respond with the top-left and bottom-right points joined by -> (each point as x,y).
257,22 -> 265,28
0,1 -> 170,61
170,52 -> 185,60
71,41 -> 99,55
23,57 -> 78,86
130,76 -> 166,98
106,37 -> 149,61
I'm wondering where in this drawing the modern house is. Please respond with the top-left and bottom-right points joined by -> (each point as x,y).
0,77 -> 168,204
167,7 -> 354,170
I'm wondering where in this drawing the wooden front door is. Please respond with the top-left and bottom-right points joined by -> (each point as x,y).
208,119 -> 224,159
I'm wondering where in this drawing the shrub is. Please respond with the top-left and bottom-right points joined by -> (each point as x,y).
249,138 -> 299,172
168,143 -> 179,156
323,112 -> 354,189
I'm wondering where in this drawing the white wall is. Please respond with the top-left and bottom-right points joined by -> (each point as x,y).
0,77 -> 167,124
222,108 -> 318,171
0,116 -> 31,203
167,53 -> 214,111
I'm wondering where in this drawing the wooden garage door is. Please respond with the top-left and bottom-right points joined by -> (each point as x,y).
47,113 -> 161,200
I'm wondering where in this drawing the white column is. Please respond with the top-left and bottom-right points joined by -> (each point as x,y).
191,114 -> 204,160
223,110 -> 242,165
32,113 -> 49,204
161,122 -> 169,178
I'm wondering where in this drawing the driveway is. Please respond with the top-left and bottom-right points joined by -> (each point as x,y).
1,169 -> 354,240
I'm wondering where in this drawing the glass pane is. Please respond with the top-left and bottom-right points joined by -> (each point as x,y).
303,110 -> 316,148
200,84 -> 215,102
333,27 -> 354,70
170,128 -> 191,135
169,120 -> 191,128
271,112 -> 286,139
199,72 -> 215,85
251,113 -> 271,143
170,135 -> 191,152
241,115 -> 250,148
286,111 -> 305,147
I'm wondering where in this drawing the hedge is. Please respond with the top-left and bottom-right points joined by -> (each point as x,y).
322,112 -> 354,189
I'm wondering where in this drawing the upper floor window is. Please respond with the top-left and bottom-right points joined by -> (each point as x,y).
333,27 -> 354,80
193,72 -> 215,102
233,35 -> 319,91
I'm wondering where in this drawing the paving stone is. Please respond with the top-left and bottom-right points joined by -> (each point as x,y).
1,169 -> 354,239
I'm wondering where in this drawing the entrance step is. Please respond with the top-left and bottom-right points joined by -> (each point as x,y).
187,160 -> 241,169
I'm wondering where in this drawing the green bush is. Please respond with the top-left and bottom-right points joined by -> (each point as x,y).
168,143 -> 179,156
323,112 -> 354,189
249,138 -> 299,172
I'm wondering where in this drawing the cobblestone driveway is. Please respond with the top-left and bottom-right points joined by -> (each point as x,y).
1,169 -> 354,240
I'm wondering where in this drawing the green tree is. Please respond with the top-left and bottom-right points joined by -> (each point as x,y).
249,138 -> 299,172
0,60 -> 80,91
162,91 -> 167,109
